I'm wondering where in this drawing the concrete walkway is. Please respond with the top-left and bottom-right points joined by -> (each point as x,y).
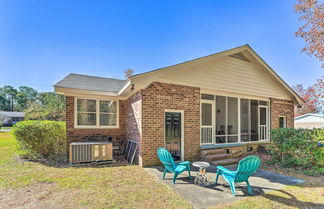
145,165 -> 305,209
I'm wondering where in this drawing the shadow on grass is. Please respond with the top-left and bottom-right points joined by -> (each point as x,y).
16,154 -> 129,169
259,188 -> 324,209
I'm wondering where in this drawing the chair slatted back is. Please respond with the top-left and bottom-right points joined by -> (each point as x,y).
234,155 -> 261,183
157,148 -> 176,172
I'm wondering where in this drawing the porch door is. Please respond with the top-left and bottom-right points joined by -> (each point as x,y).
165,112 -> 182,161
201,101 -> 214,145
259,106 -> 268,140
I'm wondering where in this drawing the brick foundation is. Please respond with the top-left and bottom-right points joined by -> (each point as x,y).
226,143 -> 270,157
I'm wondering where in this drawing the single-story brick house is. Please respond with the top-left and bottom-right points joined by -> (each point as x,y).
0,111 -> 25,126
294,113 -> 324,129
54,45 -> 304,167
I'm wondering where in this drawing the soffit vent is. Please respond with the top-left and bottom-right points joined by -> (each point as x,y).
229,52 -> 251,63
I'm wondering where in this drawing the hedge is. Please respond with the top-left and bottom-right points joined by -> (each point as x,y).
269,128 -> 324,175
13,120 -> 66,162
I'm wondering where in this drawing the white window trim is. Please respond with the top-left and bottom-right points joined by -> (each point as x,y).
74,97 -> 119,129
278,116 -> 287,128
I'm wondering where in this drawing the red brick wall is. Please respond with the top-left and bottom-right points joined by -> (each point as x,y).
65,96 -> 126,152
124,91 -> 142,164
65,87 -> 295,167
141,82 -> 200,167
270,98 -> 294,129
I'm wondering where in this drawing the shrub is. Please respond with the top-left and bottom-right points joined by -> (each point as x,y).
269,128 -> 324,175
13,120 -> 66,162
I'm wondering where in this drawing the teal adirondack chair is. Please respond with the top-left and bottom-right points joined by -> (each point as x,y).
215,155 -> 261,196
157,148 -> 191,184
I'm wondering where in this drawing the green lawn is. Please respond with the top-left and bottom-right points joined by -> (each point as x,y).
0,126 -> 12,129
0,131 -> 323,209
0,131 -> 191,209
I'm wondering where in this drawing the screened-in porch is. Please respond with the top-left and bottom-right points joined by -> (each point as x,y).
200,93 -> 270,146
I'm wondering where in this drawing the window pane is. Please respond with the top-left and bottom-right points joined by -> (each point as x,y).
100,101 -> 117,113
227,97 -> 238,135
165,112 -> 181,139
228,136 -> 238,143
77,113 -> 96,125
201,94 -> 214,100
216,136 -> 226,143
240,99 -> 250,142
77,99 -> 96,112
250,100 -> 258,141
202,103 -> 212,126
279,117 -> 285,128
100,114 -> 117,126
216,96 -> 226,136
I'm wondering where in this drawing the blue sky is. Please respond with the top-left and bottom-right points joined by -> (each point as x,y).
0,0 -> 322,92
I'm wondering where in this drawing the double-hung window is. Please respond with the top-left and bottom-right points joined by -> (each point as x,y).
75,98 -> 118,128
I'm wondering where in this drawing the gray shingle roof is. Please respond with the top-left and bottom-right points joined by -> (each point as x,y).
0,111 -> 25,117
54,73 -> 126,93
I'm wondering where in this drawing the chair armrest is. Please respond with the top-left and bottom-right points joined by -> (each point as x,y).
177,161 -> 190,166
217,165 -> 236,174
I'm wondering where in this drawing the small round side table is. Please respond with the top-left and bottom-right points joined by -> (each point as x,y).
192,161 -> 210,186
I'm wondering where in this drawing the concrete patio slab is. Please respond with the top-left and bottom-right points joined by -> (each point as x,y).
145,165 -> 306,209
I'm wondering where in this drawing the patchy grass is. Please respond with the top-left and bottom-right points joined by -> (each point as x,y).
211,183 -> 324,209
0,126 -> 12,129
1,131 -> 323,209
0,131 -> 192,209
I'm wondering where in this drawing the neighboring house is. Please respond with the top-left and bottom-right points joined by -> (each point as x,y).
0,111 -> 25,126
294,113 -> 324,129
54,45 -> 304,167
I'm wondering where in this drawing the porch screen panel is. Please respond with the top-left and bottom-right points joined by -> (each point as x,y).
201,103 -> 213,144
227,97 -> 238,143
215,96 -> 226,143
250,100 -> 259,141
240,99 -> 250,142
259,107 -> 267,140
202,103 -> 212,125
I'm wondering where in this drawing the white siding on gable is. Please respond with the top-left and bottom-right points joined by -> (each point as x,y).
156,56 -> 293,100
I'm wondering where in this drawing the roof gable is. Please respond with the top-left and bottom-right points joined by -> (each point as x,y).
0,111 -> 25,117
53,45 -> 304,104
127,45 -> 304,104
156,55 -> 292,100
